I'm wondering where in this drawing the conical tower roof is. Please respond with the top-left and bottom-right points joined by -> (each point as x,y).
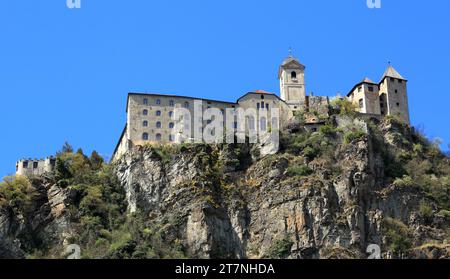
381,65 -> 406,81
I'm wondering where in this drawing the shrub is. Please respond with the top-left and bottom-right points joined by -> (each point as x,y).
344,130 -> 366,144
437,210 -> 450,218
330,98 -> 358,117
0,176 -> 37,214
266,236 -> 294,259
419,203 -> 434,220
393,176 -> 415,187
382,218 -> 412,253
302,146 -> 320,160
319,124 -> 337,137
287,165 -> 313,177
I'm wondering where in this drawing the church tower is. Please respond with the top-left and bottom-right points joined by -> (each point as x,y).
279,53 -> 306,110
379,65 -> 410,125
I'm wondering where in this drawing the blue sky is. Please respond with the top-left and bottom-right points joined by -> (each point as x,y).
1,0 -> 449,176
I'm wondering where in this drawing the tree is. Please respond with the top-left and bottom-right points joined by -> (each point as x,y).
90,151 -> 104,171
61,141 -> 74,154
0,176 -> 37,214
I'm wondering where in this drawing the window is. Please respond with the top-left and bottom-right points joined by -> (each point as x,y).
169,135 -> 175,142
23,162 -> 28,168
143,98 -> 148,105
169,122 -> 174,129
398,80 -> 403,84
33,162 -> 38,169
184,102 -> 190,108
143,109 -> 148,116
396,102 -> 400,107
169,100 -> 174,107
368,86 -> 374,92
266,103 -> 269,110
156,121 -> 162,128
261,102 -> 265,109
395,89 -> 398,93
233,122 -> 238,129
142,133 -> 149,140
207,119 -> 212,124
143,121 -> 148,127
261,95 -> 265,99
390,78 -> 395,82
257,103 -> 260,110
156,99 -> 161,105
156,110 -> 162,116
358,86 -> 362,92
247,116 -> 255,130
169,111 -> 174,118
156,134 -> 162,141
291,71 -> 297,79
260,117 -> 267,131
359,99 -> 364,108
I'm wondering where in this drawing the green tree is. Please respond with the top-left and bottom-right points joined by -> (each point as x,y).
90,151 -> 104,171
0,176 -> 37,214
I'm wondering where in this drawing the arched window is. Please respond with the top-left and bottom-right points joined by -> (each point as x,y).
261,95 -> 265,99
156,99 -> 161,105
169,111 -> 174,118
247,116 -> 255,130
260,117 -> 267,131
156,121 -> 162,129
143,109 -> 148,116
143,121 -> 148,127
143,98 -> 148,105
291,71 -> 297,79
156,110 -> 162,116
169,100 -> 174,107
169,122 -> 174,129
142,133 -> 149,140
156,133 -> 162,141
184,102 -> 190,108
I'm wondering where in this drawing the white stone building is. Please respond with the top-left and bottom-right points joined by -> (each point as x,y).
16,157 -> 56,177
111,55 -> 410,161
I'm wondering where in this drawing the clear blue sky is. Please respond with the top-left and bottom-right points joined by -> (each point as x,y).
1,0 -> 449,176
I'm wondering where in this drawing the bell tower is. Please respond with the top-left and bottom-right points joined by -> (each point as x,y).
279,51 -> 306,110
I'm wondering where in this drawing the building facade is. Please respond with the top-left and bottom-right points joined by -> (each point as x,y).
347,65 -> 410,124
16,157 -> 56,177
112,56 -> 410,162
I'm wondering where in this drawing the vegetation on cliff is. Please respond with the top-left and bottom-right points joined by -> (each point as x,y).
1,104 -> 449,259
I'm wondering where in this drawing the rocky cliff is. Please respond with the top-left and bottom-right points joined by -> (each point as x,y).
1,116 -> 449,259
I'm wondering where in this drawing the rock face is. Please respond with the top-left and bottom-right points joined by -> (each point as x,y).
114,120 -> 449,259
0,177 -> 74,258
1,118 -> 448,259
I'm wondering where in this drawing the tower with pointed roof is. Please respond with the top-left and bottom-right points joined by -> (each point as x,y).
379,65 -> 410,124
278,54 -> 306,110
347,64 -> 410,125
